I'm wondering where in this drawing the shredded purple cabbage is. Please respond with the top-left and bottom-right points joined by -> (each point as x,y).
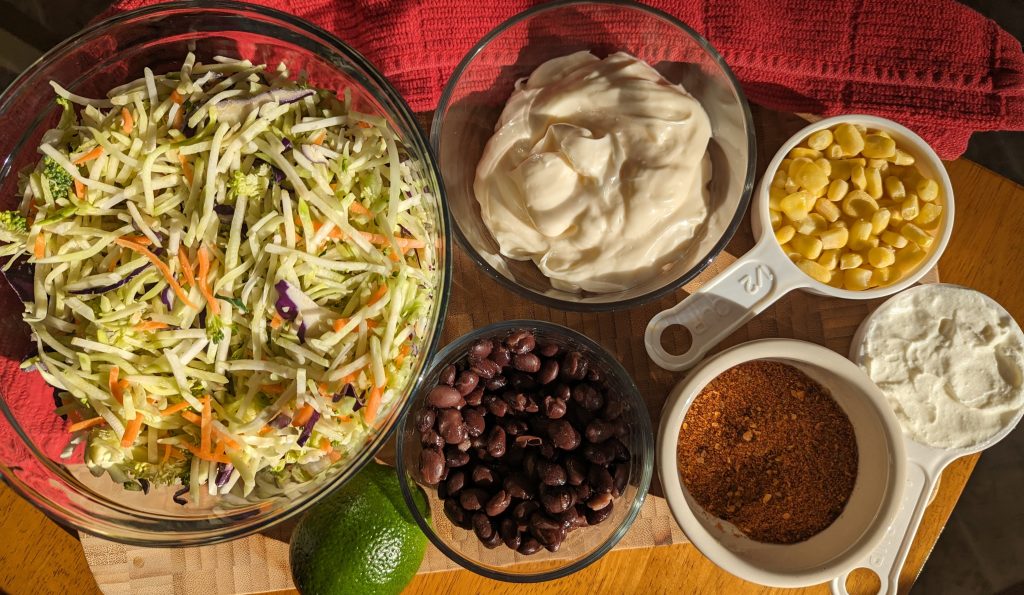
138,478 -> 151,494
297,410 -> 321,447
172,486 -> 189,505
273,280 -> 299,321
352,392 -> 365,412
297,322 -> 307,343
215,463 -> 234,487
269,413 -> 292,428
281,138 -> 292,150
332,383 -> 356,403
161,286 -> 174,309
213,204 -> 235,218
69,264 -> 149,295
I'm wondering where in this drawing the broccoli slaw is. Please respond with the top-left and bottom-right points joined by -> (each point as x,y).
0,54 -> 441,503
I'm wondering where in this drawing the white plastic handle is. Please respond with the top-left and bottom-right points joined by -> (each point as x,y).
830,456 -> 950,595
645,235 -> 807,371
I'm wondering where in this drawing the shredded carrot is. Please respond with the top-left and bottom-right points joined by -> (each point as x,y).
332,318 -> 349,333
364,385 -> 383,425
311,130 -> 326,145
395,343 -> 412,366
33,233 -> 45,259
161,443 -> 173,464
196,245 -> 220,315
159,402 -> 191,416
120,413 -> 145,447
317,383 -> 329,397
260,383 -> 286,395
327,450 -> 342,462
120,235 -> 152,246
292,404 -> 315,427
73,146 -> 104,165
74,179 -> 85,199
177,249 -> 196,286
133,320 -> 170,332
178,154 -> 193,184
368,284 -> 388,305
212,440 -> 227,459
121,107 -> 134,134
348,201 -> 372,217
365,320 -> 379,330
359,231 -> 426,250
258,425 -> 273,436
181,410 -> 201,425
319,437 -> 332,452
200,395 -> 212,454
67,416 -> 106,433
338,415 -> 353,422
183,442 -> 231,464
340,373 -> 356,385
388,250 -> 401,263
170,89 -> 185,104
108,366 -> 123,403
270,312 -> 283,329
357,120 -> 372,129
106,256 -> 119,273
217,432 -> 240,450
115,238 -> 198,309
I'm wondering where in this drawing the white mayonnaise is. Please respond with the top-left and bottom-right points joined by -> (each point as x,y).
473,51 -> 712,293
860,285 -> 1024,449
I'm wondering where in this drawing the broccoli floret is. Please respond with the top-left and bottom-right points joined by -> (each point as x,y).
42,156 -> 74,200
206,314 -> 224,343
56,97 -> 77,129
227,164 -> 270,199
0,210 -> 28,247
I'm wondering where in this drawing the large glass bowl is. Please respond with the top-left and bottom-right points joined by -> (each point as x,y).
431,0 -> 755,311
0,1 -> 450,546
396,320 -> 654,582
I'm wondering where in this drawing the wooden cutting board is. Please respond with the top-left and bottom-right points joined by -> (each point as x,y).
79,110 -> 940,594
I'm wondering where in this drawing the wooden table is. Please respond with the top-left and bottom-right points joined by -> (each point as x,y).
2,147 -> 1023,594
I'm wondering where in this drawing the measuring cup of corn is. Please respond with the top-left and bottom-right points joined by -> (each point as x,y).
645,115 -> 955,371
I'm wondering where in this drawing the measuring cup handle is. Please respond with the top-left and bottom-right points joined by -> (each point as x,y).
645,236 -> 806,371
830,461 -> 937,595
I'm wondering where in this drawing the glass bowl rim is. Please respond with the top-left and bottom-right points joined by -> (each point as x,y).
429,0 -> 757,312
0,0 -> 453,547
395,319 -> 655,582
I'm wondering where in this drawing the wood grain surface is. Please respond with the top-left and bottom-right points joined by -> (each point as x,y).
2,111 -> 1023,595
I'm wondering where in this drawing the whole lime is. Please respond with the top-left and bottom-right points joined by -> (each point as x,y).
290,461 -> 429,595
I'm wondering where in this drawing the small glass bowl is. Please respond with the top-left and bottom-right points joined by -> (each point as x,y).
396,320 -> 654,582
0,1 -> 450,546
431,0 -> 755,311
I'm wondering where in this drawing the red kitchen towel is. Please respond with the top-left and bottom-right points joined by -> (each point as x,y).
98,0 -> 1024,160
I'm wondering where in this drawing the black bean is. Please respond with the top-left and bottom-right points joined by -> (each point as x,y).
513,500 -> 539,523
499,517 -> 521,550
471,435 -> 487,450
588,465 -> 614,494
585,419 -> 617,443
420,429 -> 443,450
541,486 -> 576,514
529,511 -> 566,547
445,448 -> 470,468
557,506 -> 584,529
585,500 -> 614,525
523,396 -> 540,414
554,383 -> 572,402
565,456 -> 587,486
571,504 -> 591,528
610,438 -> 630,462
465,386 -> 484,406
446,470 -> 466,495
543,396 -> 567,419
484,375 -> 507,391
437,480 -> 449,500
588,492 -> 614,511
509,372 -> 537,391
504,444 -> 525,465
463,407 -> 486,438
513,353 -> 541,373
459,488 -> 488,511
490,345 -> 512,368
484,395 -> 508,417
506,391 -> 528,413
454,370 -> 479,396
473,512 -> 495,540
506,330 -> 536,354
517,536 -> 543,555
438,409 -> 467,444
572,383 -> 604,411
414,408 -> 435,433
561,351 -> 588,380
482,529 -> 504,549
469,339 -> 493,359
523,451 -> 538,479
515,434 -> 543,448
537,460 -> 567,486
611,463 -> 628,497
548,419 -> 581,450
602,396 -> 625,421
472,465 -> 498,488
427,385 -> 464,409
538,342 -> 560,357
582,441 -> 616,465
444,498 -> 472,529
575,483 -> 593,502
419,448 -> 445,485
586,367 -> 603,382
485,489 -> 512,516
502,419 -> 529,436
440,364 -> 457,386
486,426 -> 506,458
470,358 -> 501,379
457,438 -> 472,452
537,359 -> 559,385
504,473 -> 534,500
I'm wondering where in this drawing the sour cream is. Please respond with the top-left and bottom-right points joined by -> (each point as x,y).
473,51 -> 712,293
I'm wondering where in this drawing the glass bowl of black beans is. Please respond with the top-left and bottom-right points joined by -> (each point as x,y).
396,320 -> 654,581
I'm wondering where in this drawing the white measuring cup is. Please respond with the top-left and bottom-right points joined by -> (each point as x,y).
645,115 -> 955,371
830,285 -> 1024,595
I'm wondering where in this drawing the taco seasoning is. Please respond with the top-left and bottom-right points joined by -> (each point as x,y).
676,360 -> 858,544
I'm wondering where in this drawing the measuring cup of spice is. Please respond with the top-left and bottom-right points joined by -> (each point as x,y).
830,284 -> 1024,595
645,115 -> 954,371
658,339 -> 906,588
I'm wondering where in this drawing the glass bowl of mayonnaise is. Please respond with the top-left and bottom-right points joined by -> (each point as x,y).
432,0 -> 755,310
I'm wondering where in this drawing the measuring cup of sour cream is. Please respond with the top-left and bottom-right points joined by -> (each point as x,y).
830,284 -> 1024,595
644,115 -> 955,371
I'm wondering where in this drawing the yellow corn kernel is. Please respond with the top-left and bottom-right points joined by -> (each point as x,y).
862,134 -> 897,159
871,266 -> 895,287
834,123 -> 865,156
870,208 -> 891,235
865,166 -> 883,199
887,164 -> 906,177
796,259 -> 832,284
867,158 -> 889,171
787,157 -> 811,178
884,176 -> 906,200
828,273 -> 845,288
868,246 -> 896,268
916,178 -> 940,202
791,160 -> 829,193
901,223 -> 933,248
815,196 -> 841,222
840,253 -> 863,270
900,195 -> 920,220
891,149 -> 915,166
770,209 -> 783,229
819,226 -> 849,250
775,225 -> 796,244
786,251 -> 802,263
817,249 -> 839,270
848,219 -> 874,251
888,208 -> 904,226
916,202 -> 943,226
854,123 -> 868,134
791,233 -> 823,260
784,177 -> 801,194
807,129 -> 834,151
789,147 -> 823,160
771,169 -> 789,188
780,191 -> 814,221
796,213 -> 828,236
894,244 -> 927,274
875,130 -> 892,139
843,268 -> 874,291
814,157 -> 832,177
779,158 -> 793,172
827,179 -> 849,202
842,190 -> 879,219
831,218 -> 848,228
880,230 -> 909,248
851,164 -> 867,190
769,185 -> 787,210
826,143 -> 845,159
